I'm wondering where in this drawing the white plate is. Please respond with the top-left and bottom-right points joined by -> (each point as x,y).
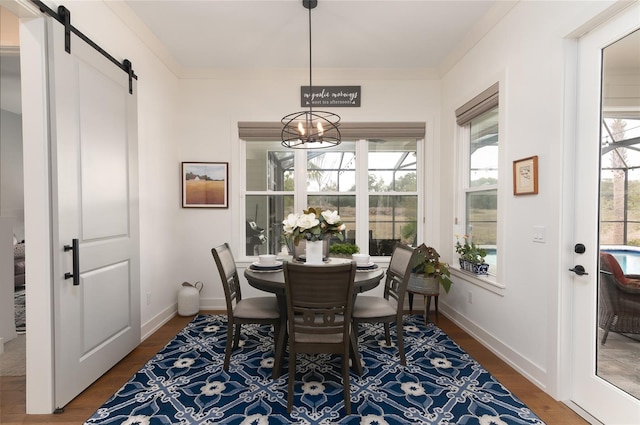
356,262 -> 376,268
251,260 -> 283,268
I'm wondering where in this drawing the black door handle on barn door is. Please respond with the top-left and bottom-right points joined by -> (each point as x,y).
569,265 -> 589,276
64,238 -> 80,285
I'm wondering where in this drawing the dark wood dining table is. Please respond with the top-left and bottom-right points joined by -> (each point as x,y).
244,257 -> 385,378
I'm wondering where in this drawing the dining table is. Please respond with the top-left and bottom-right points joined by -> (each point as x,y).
244,257 -> 385,378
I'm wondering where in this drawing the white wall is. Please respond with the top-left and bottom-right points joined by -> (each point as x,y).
439,0 -> 616,397
175,73 -> 442,303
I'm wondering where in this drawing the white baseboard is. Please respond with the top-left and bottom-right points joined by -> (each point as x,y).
141,303 -> 178,341
199,297 -> 227,311
439,303 -> 547,392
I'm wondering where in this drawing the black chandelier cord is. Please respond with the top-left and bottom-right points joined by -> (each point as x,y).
307,3 -> 313,116
280,0 -> 341,149
30,0 -> 138,94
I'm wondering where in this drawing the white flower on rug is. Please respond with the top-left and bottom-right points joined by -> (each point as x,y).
260,358 -> 274,369
240,414 -> 269,425
430,357 -> 453,368
121,415 -> 150,425
204,325 -> 220,332
404,325 -> 420,332
173,357 -> 195,368
200,381 -> 225,396
302,381 -> 325,396
401,381 -> 426,396
361,414 -> 390,425
478,414 -> 509,425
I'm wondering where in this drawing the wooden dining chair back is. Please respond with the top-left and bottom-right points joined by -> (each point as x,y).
211,243 -> 280,371
352,243 -> 417,365
283,261 -> 358,414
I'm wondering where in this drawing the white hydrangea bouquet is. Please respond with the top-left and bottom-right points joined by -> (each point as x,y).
282,207 -> 346,246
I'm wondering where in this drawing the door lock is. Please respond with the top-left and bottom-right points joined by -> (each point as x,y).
574,243 -> 586,254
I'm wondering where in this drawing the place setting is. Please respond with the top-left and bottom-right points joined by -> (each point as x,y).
249,254 -> 283,272
352,254 -> 378,272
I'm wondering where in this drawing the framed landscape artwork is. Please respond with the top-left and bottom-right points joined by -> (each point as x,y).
181,162 -> 229,208
513,155 -> 538,195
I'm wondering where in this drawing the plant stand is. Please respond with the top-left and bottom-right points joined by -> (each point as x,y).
407,274 -> 440,325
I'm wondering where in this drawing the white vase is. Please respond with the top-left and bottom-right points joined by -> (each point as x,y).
305,240 -> 324,265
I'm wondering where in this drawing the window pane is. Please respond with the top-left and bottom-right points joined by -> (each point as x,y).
466,190 -> 497,268
246,141 -> 294,191
369,194 -> 417,256
245,194 -> 294,256
307,142 -> 356,192
307,195 -> 356,246
600,222 -> 624,245
369,139 -> 417,192
628,168 -> 640,221
469,108 -> 498,187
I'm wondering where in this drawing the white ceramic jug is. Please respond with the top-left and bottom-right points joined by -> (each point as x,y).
178,281 -> 203,316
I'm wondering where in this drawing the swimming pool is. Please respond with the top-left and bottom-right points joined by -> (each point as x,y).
600,245 -> 640,274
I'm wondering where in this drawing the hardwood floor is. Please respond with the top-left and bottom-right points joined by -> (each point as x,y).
0,311 -> 587,424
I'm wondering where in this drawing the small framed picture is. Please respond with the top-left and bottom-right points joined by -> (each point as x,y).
513,156 -> 538,195
181,162 -> 229,208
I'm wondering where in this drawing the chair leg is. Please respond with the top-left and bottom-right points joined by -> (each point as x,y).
287,350 -> 296,413
224,322 -> 234,370
601,316 -> 615,344
233,323 -> 242,348
383,323 -> 391,346
342,351 -> 351,415
349,330 -> 363,376
396,320 -> 406,366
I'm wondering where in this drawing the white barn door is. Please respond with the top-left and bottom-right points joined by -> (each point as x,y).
45,17 -> 140,409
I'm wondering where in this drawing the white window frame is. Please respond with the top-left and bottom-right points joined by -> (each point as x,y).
236,136 -> 424,263
453,85 -> 506,294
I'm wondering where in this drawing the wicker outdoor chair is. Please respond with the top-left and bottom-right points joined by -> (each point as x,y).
598,252 -> 640,344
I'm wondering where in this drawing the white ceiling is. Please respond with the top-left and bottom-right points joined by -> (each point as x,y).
1,1 -> 638,115
121,0 -> 508,72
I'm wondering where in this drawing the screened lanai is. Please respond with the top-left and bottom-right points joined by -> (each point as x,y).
600,116 -> 640,248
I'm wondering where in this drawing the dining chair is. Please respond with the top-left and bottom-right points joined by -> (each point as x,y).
283,261 -> 358,414
211,243 -> 281,371
352,242 -> 417,366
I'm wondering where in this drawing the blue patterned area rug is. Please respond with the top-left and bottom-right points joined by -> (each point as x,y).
85,314 -> 544,424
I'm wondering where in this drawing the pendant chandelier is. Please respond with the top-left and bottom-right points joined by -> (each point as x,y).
281,0 -> 341,149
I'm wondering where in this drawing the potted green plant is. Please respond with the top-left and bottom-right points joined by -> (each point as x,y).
410,244 -> 452,293
328,242 -> 360,258
455,235 -> 489,275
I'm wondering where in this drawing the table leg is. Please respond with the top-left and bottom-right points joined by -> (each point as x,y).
408,292 -> 414,314
272,293 -> 288,379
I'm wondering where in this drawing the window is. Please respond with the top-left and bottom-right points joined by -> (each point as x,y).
240,123 -> 424,258
456,84 -> 499,272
